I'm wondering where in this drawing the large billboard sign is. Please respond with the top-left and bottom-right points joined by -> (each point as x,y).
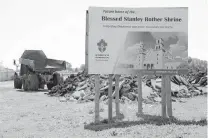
87,7 -> 188,74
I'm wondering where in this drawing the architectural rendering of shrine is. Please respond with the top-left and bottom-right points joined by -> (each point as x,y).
133,38 -> 186,70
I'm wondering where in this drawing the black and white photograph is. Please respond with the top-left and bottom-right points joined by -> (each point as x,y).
0,0 -> 207,138
116,32 -> 188,70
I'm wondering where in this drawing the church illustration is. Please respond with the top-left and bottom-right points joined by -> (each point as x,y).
132,38 -> 185,70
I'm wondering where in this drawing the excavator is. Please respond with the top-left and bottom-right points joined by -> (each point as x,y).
13,50 -> 66,91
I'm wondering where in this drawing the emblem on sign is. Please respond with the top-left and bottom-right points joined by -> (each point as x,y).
97,39 -> 107,53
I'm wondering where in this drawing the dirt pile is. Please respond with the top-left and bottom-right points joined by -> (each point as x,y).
48,71 -> 92,96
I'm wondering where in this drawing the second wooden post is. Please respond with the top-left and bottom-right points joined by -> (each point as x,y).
161,75 -> 167,118
115,74 -> 120,117
108,74 -> 113,122
137,72 -> 143,115
166,75 -> 172,117
94,75 -> 100,123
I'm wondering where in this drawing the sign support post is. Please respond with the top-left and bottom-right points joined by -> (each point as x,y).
166,75 -> 172,117
85,10 -> 89,73
161,75 -> 167,118
94,75 -> 100,123
108,74 -> 113,122
137,72 -> 143,115
115,74 -> 120,118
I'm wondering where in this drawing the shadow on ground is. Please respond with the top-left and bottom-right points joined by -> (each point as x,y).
16,89 -> 49,93
84,114 -> 207,131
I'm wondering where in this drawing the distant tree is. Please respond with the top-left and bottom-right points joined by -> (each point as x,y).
79,64 -> 85,71
188,57 -> 192,64
187,57 -> 207,73
0,61 -> 3,69
177,62 -> 189,70
66,62 -> 73,71
74,68 -> 79,72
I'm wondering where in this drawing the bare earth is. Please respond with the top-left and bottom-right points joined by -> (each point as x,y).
0,81 -> 207,138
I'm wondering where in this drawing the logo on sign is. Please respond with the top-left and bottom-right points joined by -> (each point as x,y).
97,39 -> 107,53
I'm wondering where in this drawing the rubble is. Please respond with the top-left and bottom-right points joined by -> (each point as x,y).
47,68 -> 207,104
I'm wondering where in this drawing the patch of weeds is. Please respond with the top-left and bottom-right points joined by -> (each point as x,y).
88,107 -> 104,114
125,128 -> 132,133
26,135 -> 35,138
114,113 -> 125,120
89,119 -> 116,125
100,107 -> 104,112
102,119 -> 108,124
139,114 -> 208,126
171,117 -> 207,126
88,109 -> 93,114
73,124 -> 80,128
110,131 -> 118,136
88,122 -> 96,126
135,131 -> 140,135
176,135 -> 183,138
198,117 -> 207,125
85,114 -> 207,132
20,113 -> 28,118
100,119 -> 116,124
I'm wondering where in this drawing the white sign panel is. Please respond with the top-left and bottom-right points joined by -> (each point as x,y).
87,7 -> 188,74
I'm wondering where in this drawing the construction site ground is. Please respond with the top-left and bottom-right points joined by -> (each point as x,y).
0,81 -> 207,138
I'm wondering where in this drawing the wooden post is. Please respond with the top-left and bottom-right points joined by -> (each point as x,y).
115,74 -> 120,118
161,75 -> 167,118
94,75 -> 100,123
85,10 -> 89,73
137,72 -> 143,115
108,74 -> 113,122
166,75 -> 172,117
0,71 -> 1,82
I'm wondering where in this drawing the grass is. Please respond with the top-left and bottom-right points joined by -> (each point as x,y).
88,107 -> 104,114
84,114 -> 207,131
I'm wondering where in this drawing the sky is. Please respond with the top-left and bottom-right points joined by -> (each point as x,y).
0,0 -> 207,70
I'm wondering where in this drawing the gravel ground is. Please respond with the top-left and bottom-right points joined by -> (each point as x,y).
0,81 -> 207,138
